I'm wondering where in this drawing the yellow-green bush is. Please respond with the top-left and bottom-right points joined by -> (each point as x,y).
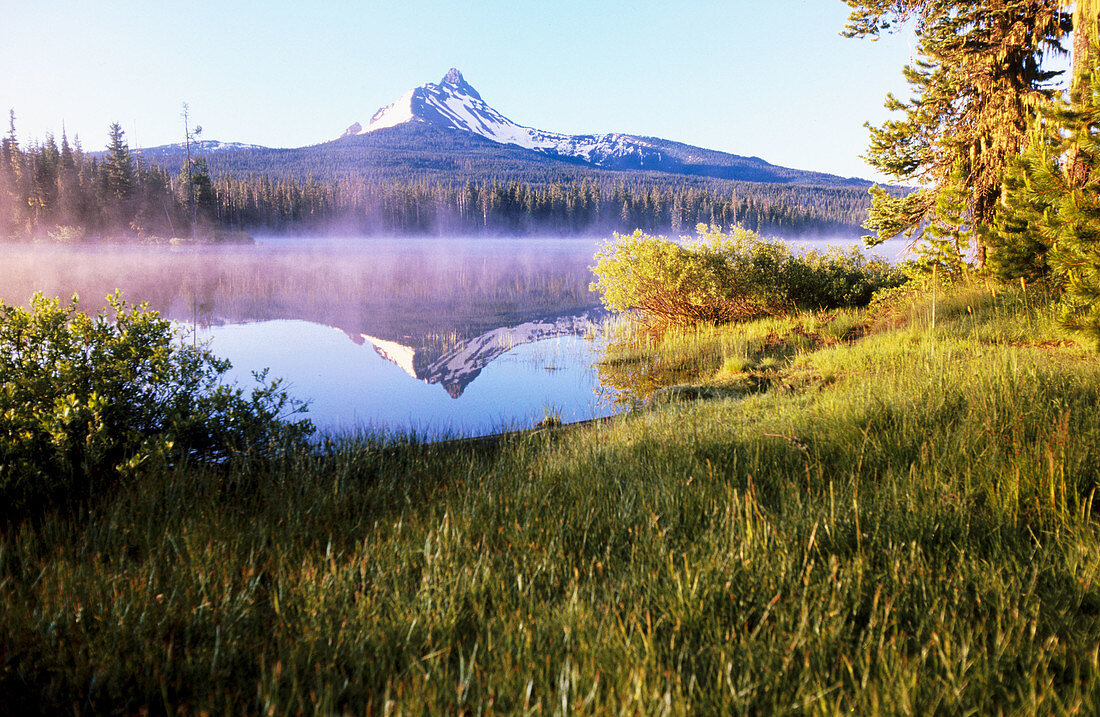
590,224 -> 904,326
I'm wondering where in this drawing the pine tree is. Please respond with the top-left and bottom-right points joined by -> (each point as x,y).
844,1 -> 1069,266
102,122 -> 135,202
1045,70 -> 1100,347
918,161 -> 973,278
100,122 -> 140,234
59,130 -> 73,171
986,123 -> 1057,281
29,134 -> 60,226
1,110 -> 28,236
994,61 -> 1100,346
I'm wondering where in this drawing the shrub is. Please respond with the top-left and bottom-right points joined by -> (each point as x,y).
590,224 -> 905,326
787,245 -> 906,308
0,293 -> 313,518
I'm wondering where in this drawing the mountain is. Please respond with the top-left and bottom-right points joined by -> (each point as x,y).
134,69 -> 869,190
336,68 -> 867,188
345,68 -> 656,168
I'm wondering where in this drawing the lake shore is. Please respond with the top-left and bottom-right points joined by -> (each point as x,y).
2,280 -> 1099,713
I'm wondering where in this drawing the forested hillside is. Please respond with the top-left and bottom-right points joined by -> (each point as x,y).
145,123 -> 871,189
0,119 -> 197,241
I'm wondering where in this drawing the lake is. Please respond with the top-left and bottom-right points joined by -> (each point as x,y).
0,234 -> 907,438
1,238 -> 617,438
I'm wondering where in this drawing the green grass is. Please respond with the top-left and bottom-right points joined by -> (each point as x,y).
2,282 -> 1100,713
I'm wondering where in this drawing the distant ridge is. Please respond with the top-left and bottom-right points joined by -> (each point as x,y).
135,139 -> 267,158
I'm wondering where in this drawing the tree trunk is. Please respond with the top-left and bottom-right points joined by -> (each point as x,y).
1069,0 -> 1100,186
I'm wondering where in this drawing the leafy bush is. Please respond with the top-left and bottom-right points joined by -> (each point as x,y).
590,224 -> 905,326
0,293 -> 313,517
786,245 -> 907,308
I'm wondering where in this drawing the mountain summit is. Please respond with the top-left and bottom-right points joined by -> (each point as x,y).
441,68 -> 482,101
342,68 -> 663,167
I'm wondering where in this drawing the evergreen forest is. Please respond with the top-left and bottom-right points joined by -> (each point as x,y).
0,112 -> 874,241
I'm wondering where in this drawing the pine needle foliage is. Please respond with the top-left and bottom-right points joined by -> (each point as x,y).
1044,71 -> 1100,346
915,162 -> 974,278
986,123 -> 1058,281
994,65 -> 1100,347
844,1 -> 1069,262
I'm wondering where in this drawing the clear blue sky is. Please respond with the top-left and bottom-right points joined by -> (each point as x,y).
2,0 -> 921,180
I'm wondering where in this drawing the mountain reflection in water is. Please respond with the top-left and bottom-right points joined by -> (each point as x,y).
362,308 -> 605,398
0,238 -> 615,435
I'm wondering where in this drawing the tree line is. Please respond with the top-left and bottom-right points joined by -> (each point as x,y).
0,114 -> 219,241
209,175 -> 868,237
0,112 -> 873,242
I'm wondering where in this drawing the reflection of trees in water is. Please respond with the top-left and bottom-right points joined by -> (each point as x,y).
0,244 -> 601,348
596,325 -> 700,409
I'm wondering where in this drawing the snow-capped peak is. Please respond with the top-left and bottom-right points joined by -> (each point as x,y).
344,68 -> 662,168
360,308 -> 604,398
440,67 -> 482,101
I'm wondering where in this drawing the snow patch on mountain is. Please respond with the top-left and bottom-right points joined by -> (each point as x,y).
366,89 -> 417,132
363,335 -> 419,380
152,140 -> 267,153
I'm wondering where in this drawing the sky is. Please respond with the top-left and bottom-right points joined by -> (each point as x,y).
1,0 -> 924,181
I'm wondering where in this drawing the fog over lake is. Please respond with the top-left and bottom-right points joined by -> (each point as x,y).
2,237 -> 612,436
1,234 -> 906,437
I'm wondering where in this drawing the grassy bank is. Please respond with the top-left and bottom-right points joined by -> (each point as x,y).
2,282 -> 1100,713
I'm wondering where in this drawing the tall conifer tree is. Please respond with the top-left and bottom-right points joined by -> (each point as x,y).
844,1 -> 1069,266
103,122 -> 135,202
1045,70 -> 1100,347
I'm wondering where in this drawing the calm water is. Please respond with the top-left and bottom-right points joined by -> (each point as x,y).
1,237 -> 616,437
1,234 -> 905,438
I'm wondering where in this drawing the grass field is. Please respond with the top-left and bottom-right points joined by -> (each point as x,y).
2,281 -> 1099,713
